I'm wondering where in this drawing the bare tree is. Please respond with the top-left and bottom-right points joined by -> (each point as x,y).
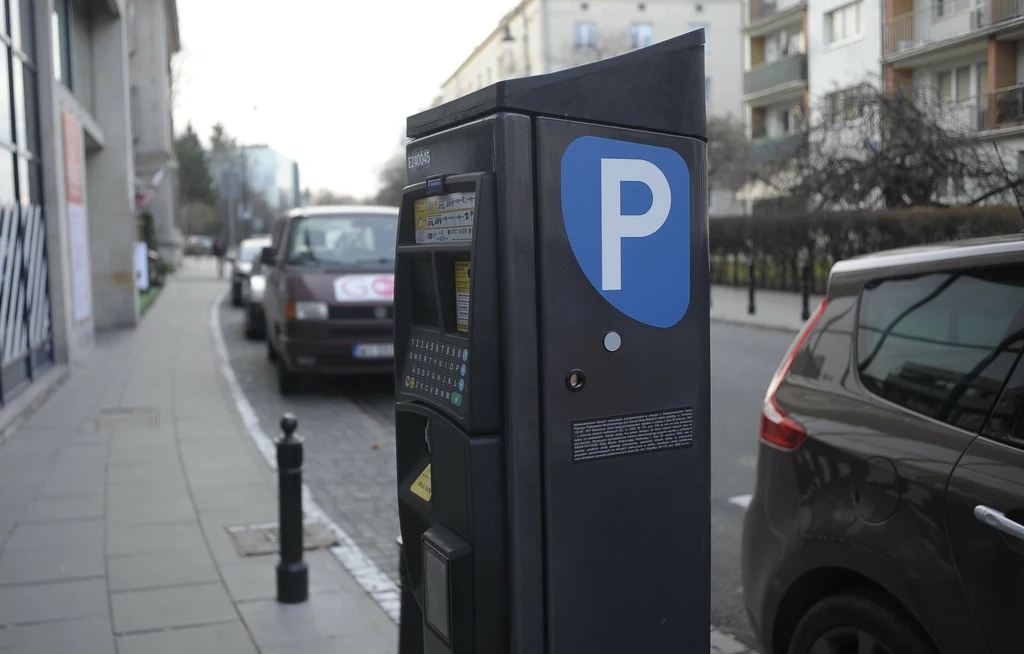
373,138 -> 410,207
759,81 -> 1024,211
707,115 -> 752,191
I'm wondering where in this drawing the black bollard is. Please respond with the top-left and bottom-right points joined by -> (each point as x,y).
747,256 -> 756,315
276,413 -> 308,604
801,260 -> 811,321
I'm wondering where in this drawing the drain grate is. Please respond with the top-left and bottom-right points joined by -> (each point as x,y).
92,407 -> 160,431
226,520 -> 339,556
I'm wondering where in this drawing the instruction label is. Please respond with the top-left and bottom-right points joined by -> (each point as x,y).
572,407 -> 694,464
455,261 -> 471,332
414,192 -> 475,244
411,464 -> 432,502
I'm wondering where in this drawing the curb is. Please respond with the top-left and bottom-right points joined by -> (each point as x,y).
711,315 -> 801,335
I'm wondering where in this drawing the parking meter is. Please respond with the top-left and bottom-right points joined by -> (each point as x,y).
395,30 -> 710,654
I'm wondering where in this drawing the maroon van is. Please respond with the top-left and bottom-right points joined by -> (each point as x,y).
261,205 -> 399,394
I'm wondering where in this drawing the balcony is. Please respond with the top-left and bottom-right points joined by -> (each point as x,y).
749,132 -> 806,166
985,83 -> 1024,131
744,54 -> 808,97
884,1 -> 990,58
748,0 -> 806,26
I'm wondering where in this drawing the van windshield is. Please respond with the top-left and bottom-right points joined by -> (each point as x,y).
286,214 -> 398,267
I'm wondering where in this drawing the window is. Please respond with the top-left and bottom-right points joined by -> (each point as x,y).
690,23 -> 709,53
52,0 -> 72,88
824,1 -> 863,45
825,87 -> 866,124
857,268 -> 1024,432
978,63 -> 988,97
956,66 -> 971,102
575,21 -> 596,48
937,71 -> 953,103
286,214 -> 399,266
631,23 -> 654,49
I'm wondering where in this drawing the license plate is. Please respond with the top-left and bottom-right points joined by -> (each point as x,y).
353,343 -> 394,359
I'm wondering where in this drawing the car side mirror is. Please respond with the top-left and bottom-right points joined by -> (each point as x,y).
260,246 -> 276,266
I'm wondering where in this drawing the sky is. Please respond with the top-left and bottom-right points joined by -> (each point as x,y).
173,0 -> 515,198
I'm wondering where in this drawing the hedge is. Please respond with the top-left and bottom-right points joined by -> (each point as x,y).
709,207 -> 1024,293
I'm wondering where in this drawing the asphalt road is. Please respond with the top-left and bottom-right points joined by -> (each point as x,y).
218,297 -> 795,650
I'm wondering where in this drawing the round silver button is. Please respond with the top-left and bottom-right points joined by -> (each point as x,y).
603,331 -> 622,352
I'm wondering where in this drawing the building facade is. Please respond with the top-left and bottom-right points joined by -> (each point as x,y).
0,0 -> 177,417
742,0 -> 880,210
882,0 -> 1024,157
436,0 -> 744,214
129,0 -> 181,266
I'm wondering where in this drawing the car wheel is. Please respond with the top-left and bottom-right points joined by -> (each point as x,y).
231,282 -> 242,307
787,590 -> 937,654
277,358 -> 299,395
244,306 -> 259,340
267,338 -> 277,362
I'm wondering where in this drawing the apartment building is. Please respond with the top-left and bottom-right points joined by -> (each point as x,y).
742,0 -> 880,209
882,0 -> 1024,159
0,0 -> 178,420
129,0 -> 182,267
436,0 -> 744,214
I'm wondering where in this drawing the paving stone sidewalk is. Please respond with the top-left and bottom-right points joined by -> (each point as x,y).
0,267 -> 396,653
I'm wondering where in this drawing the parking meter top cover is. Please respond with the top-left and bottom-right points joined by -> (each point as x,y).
407,29 -> 706,140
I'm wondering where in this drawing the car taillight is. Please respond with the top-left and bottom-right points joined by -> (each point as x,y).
760,299 -> 828,451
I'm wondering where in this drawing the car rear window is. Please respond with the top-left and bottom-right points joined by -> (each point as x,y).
857,267 -> 1024,432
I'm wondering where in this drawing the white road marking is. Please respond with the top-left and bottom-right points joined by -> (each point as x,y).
211,291 -> 402,623
729,494 -> 753,509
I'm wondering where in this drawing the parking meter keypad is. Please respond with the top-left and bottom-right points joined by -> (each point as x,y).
402,331 -> 468,408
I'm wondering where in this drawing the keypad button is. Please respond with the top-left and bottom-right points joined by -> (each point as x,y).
460,364 -> 466,376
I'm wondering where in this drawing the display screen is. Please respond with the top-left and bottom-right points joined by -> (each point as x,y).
414,192 -> 475,244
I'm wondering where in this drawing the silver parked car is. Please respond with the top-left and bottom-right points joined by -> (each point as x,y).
240,257 -> 267,340
230,235 -> 271,306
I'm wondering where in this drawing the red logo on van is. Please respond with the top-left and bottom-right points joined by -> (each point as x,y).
334,274 -> 394,303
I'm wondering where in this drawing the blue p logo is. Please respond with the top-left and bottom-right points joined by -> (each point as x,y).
561,136 -> 691,328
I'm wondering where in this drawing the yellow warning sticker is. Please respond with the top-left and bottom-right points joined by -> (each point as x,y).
413,192 -> 475,244
411,464 -> 432,502
455,261 -> 471,333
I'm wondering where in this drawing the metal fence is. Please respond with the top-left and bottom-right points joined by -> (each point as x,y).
0,204 -> 53,405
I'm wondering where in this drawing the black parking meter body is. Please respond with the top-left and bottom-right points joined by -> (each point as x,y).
395,30 -> 710,654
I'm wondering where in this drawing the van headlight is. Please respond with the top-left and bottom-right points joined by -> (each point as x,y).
291,301 -> 328,321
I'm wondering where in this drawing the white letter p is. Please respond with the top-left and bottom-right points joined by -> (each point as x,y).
600,158 -> 671,291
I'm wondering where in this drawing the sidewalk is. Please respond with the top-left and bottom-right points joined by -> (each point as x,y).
711,284 -> 823,333
0,262 -> 396,653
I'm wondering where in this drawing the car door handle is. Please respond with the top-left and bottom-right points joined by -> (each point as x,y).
974,505 -> 1024,541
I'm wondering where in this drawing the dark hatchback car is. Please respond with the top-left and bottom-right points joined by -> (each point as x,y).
742,235 -> 1024,654
262,206 -> 398,394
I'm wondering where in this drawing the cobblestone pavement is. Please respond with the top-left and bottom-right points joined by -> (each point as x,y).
218,301 -> 402,583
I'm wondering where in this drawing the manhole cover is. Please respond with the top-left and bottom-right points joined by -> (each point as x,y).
92,407 -> 159,431
226,520 -> 339,556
